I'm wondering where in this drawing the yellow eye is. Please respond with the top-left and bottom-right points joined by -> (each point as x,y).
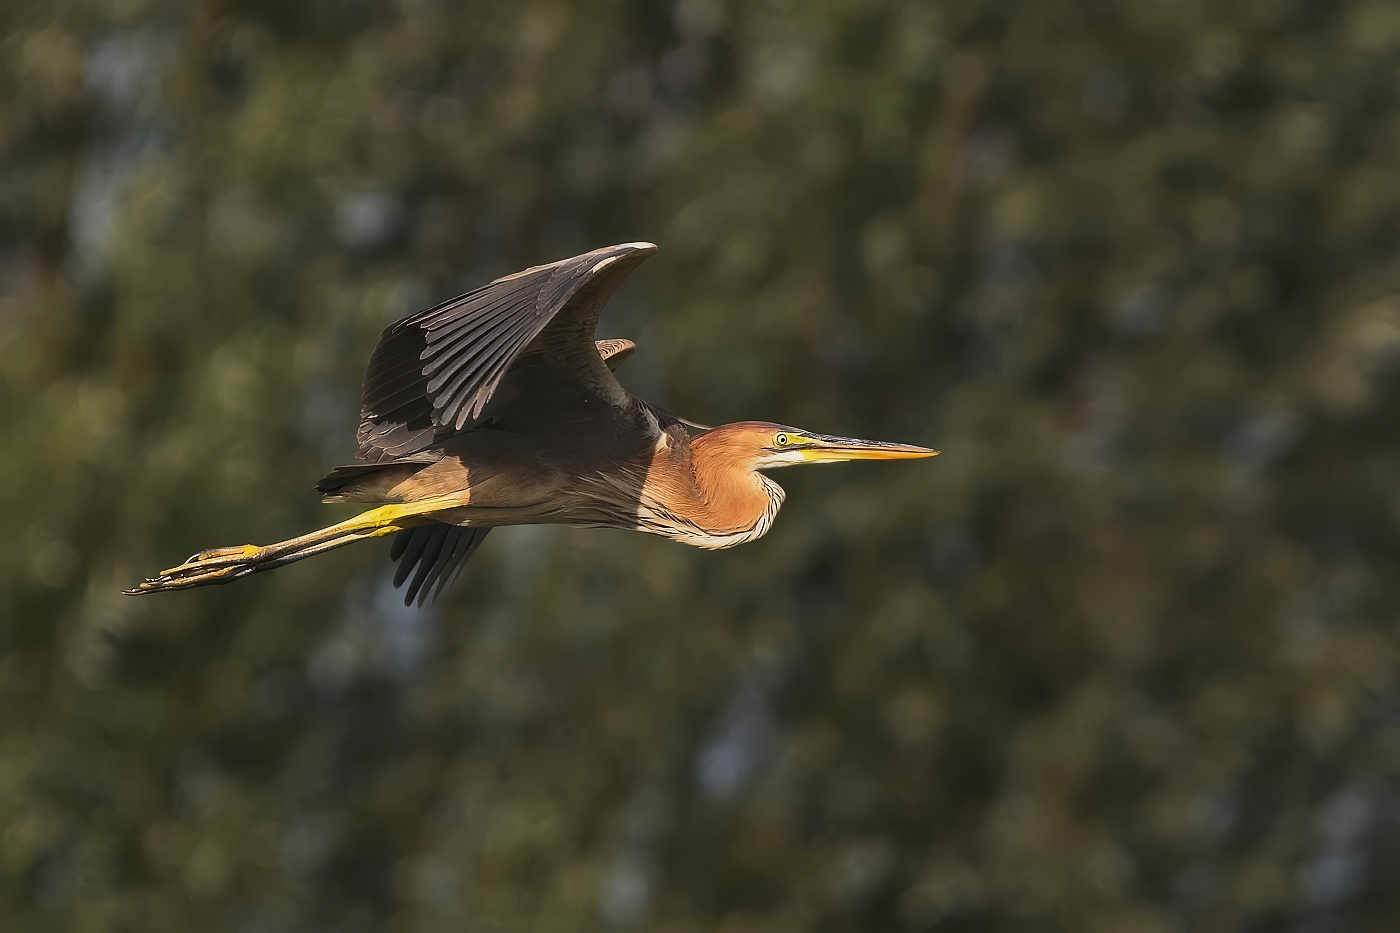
775,433 -> 789,447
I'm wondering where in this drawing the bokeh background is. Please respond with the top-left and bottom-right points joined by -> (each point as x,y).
4,1 -> 1400,930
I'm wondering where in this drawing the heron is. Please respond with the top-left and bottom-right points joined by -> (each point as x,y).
125,243 -> 937,605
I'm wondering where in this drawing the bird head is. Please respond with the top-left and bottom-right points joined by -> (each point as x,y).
694,421 -> 938,471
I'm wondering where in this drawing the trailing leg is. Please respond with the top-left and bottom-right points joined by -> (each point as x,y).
124,503 -> 443,595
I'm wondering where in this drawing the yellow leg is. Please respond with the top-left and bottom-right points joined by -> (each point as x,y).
156,504 -> 436,575
124,502 -> 449,595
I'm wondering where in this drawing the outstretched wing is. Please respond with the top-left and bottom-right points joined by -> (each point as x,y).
357,243 -> 656,463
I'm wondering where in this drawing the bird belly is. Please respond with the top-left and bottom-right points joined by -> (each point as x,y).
421,464 -> 641,531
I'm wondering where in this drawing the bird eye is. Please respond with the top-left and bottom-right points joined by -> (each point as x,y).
774,433 -> 789,447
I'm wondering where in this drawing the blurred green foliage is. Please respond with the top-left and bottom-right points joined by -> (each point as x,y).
4,0 -> 1400,930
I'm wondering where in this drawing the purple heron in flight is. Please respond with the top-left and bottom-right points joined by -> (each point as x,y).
126,243 -> 936,605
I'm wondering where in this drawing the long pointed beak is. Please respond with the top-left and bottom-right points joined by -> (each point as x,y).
799,434 -> 939,463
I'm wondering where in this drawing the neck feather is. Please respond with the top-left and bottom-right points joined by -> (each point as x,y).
648,431 -> 783,548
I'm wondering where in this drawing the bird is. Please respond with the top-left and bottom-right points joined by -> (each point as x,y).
125,243 -> 937,605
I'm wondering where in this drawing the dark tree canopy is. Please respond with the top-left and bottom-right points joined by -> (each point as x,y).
2,0 -> 1400,930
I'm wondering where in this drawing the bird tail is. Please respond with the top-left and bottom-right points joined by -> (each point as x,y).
123,503 -> 437,595
315,460 -> 432,503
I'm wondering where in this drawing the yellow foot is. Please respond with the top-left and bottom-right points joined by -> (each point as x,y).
185,544 -> 261,563
123,544 -> 268,595
160,544 -> 263,577
123,564 -> 245,594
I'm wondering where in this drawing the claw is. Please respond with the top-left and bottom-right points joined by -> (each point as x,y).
126,563 -> 250,594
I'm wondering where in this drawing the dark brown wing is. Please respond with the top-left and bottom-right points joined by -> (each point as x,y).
356,242 -> 656,462
383,337 -> 640,606
390,523 -> 490,607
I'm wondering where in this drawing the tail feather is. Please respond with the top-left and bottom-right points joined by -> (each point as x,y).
316,459 -> 433,501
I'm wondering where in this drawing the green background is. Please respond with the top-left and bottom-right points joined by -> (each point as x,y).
4,1 -> 1400,930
